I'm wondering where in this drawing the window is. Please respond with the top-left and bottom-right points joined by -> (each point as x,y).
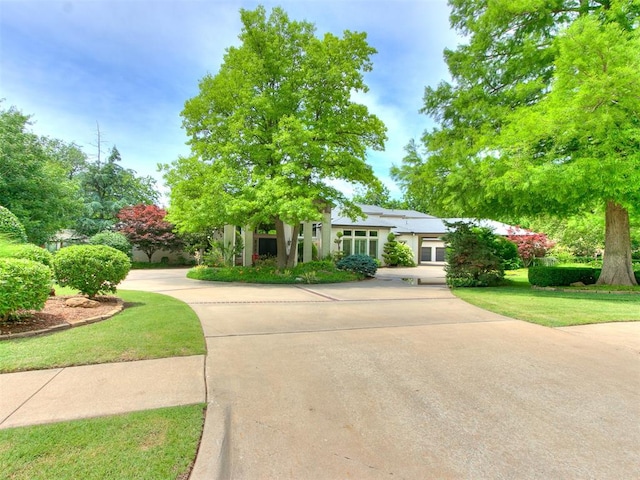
369,239 -> 378,258
339,230 -> 379,258
343,239 -> 352,256
354,239 -> 367,255
421,247 -> 432,262
435,247 -> 446,262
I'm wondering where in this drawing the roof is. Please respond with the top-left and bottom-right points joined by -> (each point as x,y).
332,204 -> 524,236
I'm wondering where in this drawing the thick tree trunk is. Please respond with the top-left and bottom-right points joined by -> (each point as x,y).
596,201 -> 637,286
274,218 -> 299,270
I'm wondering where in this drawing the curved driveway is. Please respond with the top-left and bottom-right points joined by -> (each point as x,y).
121,267 -> 640,480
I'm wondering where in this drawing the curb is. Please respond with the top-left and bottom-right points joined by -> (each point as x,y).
0,298 -> 125,341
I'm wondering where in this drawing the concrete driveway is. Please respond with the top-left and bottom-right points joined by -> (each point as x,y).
121,267 -> 640,480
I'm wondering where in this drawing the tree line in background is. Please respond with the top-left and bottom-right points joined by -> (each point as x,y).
0,104 -> 183,260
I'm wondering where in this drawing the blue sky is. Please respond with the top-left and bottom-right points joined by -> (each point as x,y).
1,0 -> 459,201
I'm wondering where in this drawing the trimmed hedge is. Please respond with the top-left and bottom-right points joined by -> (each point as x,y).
529,266 -> 640,287
336,254 -> 378,278
0,206 -> 27,243
0,258 -> 52,320
528,266 -> 596,287
1,243 -> 54,267
53,245 -> 131,297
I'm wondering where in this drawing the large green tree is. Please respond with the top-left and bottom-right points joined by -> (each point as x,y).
76,146 -> 159,236
164,6 -> 386,268
393,0 -> 639,285
0,106 -> 83,244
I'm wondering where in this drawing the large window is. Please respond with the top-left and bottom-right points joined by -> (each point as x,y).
341,230 -> 378,258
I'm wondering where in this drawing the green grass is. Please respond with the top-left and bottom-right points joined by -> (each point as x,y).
0,290 -> 206,373
188,260 -> 361,284
452,269 -> 640,327
0,404 -> 205,480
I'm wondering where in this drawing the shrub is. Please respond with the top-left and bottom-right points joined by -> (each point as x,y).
336,254 -> 378,277
528,266 -> 596,287
0,206 -> 27,243
0,243 -> 54,267
53,245 -> 131,297
382,233 -> 416,267
89,231 -> 132,257
493,236 -> 522,270
443,221 -> 504,287
0,258 -> 52,320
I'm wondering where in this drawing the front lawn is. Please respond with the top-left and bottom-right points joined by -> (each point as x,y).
188,260 -> 361,284
0,404 -> 205,480
452,270 -> 640,327
0,290 -> 206,373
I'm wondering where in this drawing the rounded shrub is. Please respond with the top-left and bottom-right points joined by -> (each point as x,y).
53,245 -> 131,297
382,233 -> 416,267
1,243 -> 54,267
336,254 -> 378,278
0,206 -> 27,243
0,258 -> 52,320
89,231 -> 132,257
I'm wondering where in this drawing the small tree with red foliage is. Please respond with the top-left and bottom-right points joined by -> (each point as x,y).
507,227 -> 555,268
116,204 -> 182,262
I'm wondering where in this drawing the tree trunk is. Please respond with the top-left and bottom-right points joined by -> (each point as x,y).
274,218 -> 299,270
596,201 -> 637,286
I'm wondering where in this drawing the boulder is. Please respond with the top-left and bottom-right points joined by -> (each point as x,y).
570,281 -> 586,287
65,297 -> 101,308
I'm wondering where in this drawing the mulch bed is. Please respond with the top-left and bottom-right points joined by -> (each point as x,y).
0,296 -> 120,337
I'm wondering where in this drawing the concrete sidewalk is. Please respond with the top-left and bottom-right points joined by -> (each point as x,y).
0,356 -> 205,429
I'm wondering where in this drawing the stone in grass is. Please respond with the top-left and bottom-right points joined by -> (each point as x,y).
65,297 -> 101,308
570,281 -> 586,287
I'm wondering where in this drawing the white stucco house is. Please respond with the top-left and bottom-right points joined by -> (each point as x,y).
232,204 -> 521,267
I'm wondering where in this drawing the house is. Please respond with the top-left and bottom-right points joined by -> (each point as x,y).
236,204 -> 521,267
331,204 -> 521,266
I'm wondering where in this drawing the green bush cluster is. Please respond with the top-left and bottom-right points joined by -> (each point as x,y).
53,245 -> 131,297
336,254 -> 378,277
187,260 -> 358,284
528,266 -> 597,287
89,231 -> 132,257
0,206 -> 27,243
0,258 -> 52,320
0,230 -> 54,320
382,233 -> 416,267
